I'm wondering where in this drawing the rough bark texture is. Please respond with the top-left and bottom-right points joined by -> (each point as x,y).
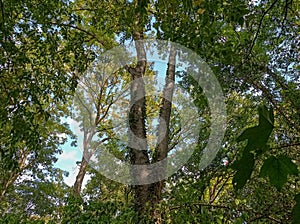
127,33 -> 152,214
127,1 -> 177,221
127,39 -> 177,223
151,44 -> 176,223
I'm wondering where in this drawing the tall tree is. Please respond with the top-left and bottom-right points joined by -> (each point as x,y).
1,0 -> 299,222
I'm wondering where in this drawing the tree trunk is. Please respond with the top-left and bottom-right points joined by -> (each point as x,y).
152,43 -> 176,196
127,39 -> 177,222
127,33 -> 152,215
127,1 -> 177,221
73,155 -> 89,196
73,128 -> 95,196
0,149 -> 29,200
151,44 -> 176,223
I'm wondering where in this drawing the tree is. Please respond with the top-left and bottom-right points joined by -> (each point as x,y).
1,0 -> 299,223
0,0 -> 91,220
72,57 -> 129,196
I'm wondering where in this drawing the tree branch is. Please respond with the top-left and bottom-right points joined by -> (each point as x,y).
50,21 -> 105,46
246,0 -> 279,59
170,202 -> 230,211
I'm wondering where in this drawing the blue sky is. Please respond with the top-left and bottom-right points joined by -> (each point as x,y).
55,137 -> 83,186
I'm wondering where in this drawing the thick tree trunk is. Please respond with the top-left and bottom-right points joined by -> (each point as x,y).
127,1 -> 177,220
127,40 -> 177,222
127,33 -> 152,215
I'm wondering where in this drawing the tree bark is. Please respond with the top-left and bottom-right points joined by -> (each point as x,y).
73,155 -> 90,196
151,44 -> 176,223
0,149 -> 29,200
152,44 -> 176,201
73,127 -> 95,196
127,40 -> 177,222
126,1 -> 177,221
127,33 -> 152,215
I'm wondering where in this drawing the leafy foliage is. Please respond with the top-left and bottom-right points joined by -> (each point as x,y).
236,105 -> 274,153
0,0 -> 299,223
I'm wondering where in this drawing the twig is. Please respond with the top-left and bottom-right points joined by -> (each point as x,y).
50,21 -> 105,46
246,0 -> 280,60
252,80 -> 300,132
248,214 -> 281,223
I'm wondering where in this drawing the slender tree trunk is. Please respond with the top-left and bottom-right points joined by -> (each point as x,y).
0,149 -> 29,200
1,172 -> 21,200
152,43 -> 176,198
73,132 -> 109,196
73,156 -> 89,196
73,128 -> 94,196
151,44 -> 176,223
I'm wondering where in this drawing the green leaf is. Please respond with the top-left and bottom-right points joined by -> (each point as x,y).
258,105 -> 274,126
232,152 -> 255,190
260,155 -> 298,190
237,105 -> 274,153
